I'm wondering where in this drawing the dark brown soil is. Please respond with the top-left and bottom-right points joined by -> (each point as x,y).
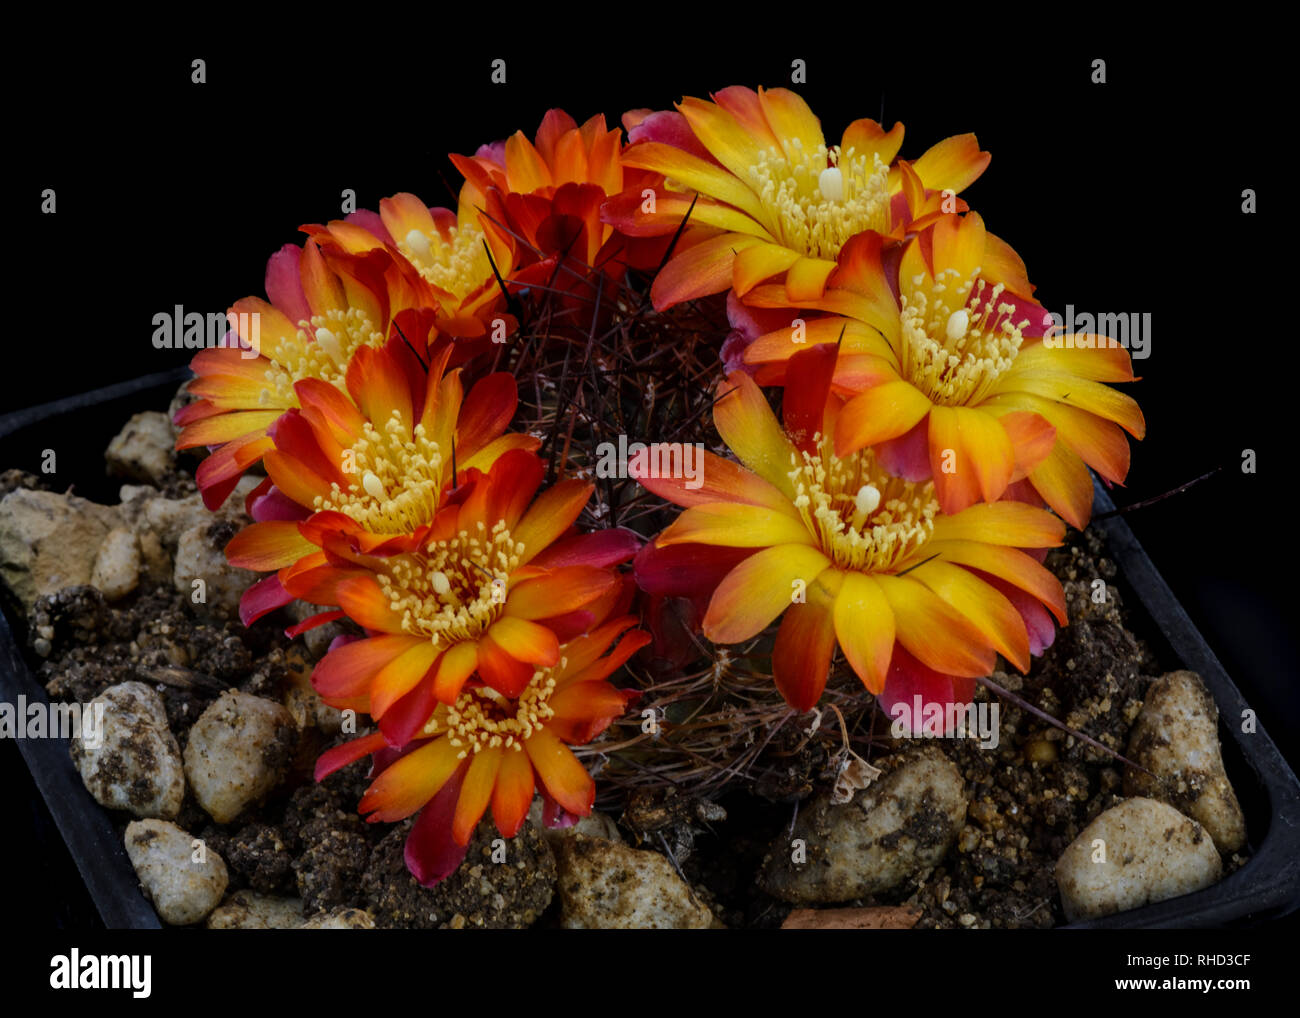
362,816 -> 557,929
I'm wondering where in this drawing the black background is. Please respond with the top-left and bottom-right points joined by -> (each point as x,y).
7,29 -> 1293,937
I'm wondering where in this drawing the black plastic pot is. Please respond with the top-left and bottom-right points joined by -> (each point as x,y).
2,371 -> 1298,929
1069,482 -> 1300,927
0,369 -> 191,931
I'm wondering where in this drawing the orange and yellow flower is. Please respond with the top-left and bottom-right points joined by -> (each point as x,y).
452,109 -> 638,275
742,213 -> 1145,527
175,239 -> 426,509
305,189 -> 516,343
631,348 -> 1066,715
314,610 -> 647,885
224,329 -> 539,624
603,85 -> 990,310
281,448 -> 639,746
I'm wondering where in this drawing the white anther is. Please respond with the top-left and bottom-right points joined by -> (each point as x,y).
362,470 -> 386,500
314,327 -> 344,365
946,309 -> 970,342
818,166 -> 844,202
854,484 -> 882,519
405,229 -> 432,259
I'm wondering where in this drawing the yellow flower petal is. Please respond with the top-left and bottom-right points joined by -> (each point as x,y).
713,371 -> 799,500
832,571 -> 894,694
703,545 -> 832,643
658,502 -> 816,549
874,574 -> 995,677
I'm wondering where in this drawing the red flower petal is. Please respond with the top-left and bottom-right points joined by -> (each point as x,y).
314,732 -> 387,782
876,645 -> 971,734
238,574 -> 294,627
404,763 -> 472,887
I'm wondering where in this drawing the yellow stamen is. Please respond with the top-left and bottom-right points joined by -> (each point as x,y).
420,656 -> 563,754
899,270 -> 1028,406
789,443 -> 937,572
742,142 -> 889,260
258,308 -> 385,406
396,218 -> 492,301
374,520 -> 521,644
315,412 -> 448,534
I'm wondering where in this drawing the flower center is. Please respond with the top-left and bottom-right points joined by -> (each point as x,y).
258,309 -> 384,406
899,269 -> 1029,406
788,443 -> 937,572
418,659 -> 561,755
376,520 -> 521,644
397,221 -> 492,301
315,411 -> 447,533
745,141 -> 890,260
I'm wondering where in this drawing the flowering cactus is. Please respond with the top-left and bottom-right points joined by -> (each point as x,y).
176,86 -> 1144,888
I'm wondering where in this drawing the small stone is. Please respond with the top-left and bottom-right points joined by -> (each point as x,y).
527,801 -> 623,845
207,889 -> 305,929
106,411 -> 177,485
555,834 -> 713,929
127,489 -> 209,548
1024,738 -> 1058,765
90,527 -> 141,601
0,489 -> 123,610
299,908 -> 377,929
184,690 -> 296,823
781,906 -> 921,930
134,528 -> 171,586
760,748 -> 966,904
0,469 -> 45,499
1123,670 -> 1246,853
125,819 -> 228,925
118,481 -> 257,590
283,645 -> 343,734
173,520 -> 259,621
1055,797 -> 1222,922
968,799 -> 998,828
70,682 -> 185,819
